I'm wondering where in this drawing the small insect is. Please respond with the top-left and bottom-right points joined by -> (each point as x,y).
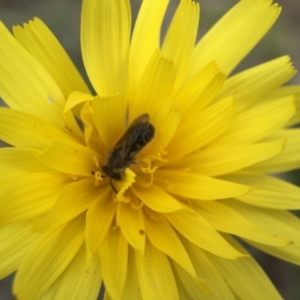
102,113 -> 155,193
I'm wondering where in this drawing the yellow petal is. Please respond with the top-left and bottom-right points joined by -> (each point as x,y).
156,170 -> 251,200
0,108 -> 73,150
214,96 -> 295,145
190,0 -> 280,76
171,262 -> 212,300
223,172 -> 300,209
218,56 -> 295,112
13,18 -> 90,99
13,216 -> 85,300
144,98 -> 181,155
41,244 -> 102,300
250,237 -> 300,266
92,95 -> 127,150
99,228 -> 128,300
129,50 -> 174,119
182,241 -> 236,299
64,91 -> 94,114
266,86 -> 300,127
173,61 -> 226,113
166,210 -> 243,259
135,240 -> 179,300
86,188 -> 116,254
0,222 -> 38,279
0,22 -> 66,127
183,139 -> 285,176
122,247 -> 142,300
206,234 -> 283,300
161,0 -> 199,92
35,178 -> 103,231
0,172 -> 69,226
247,128 -> 300,173
64,111 -> 85,144
81,0 -> 130,96
227,201 -> 300,265
167,97 -> 236,160
0,148 -> 49,184
103,292 -> 112,300
261,85 -> 300,127
144,215 -> 198,279
129,0 -> 169,91
132,184 -> 186,213
175,280 -> 193,300
37,138 -> 101,177
196,201 -> 287,246
116,202 -> 145,254
81,102 -> 106,154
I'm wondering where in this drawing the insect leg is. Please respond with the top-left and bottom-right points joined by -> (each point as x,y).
110,177 -> 118,194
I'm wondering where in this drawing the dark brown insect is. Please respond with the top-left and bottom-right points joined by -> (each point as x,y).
102,113 -> 155,193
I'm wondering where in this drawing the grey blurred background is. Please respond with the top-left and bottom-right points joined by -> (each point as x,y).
0,0 -> 299,299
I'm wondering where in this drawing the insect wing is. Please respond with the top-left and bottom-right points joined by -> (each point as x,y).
102,113 -> 155,185
118,114 -> 154,161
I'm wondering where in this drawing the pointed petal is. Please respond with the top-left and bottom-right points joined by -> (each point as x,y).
259,85 -> 300,127
37,138 -> 101,177
122,247 -> 143,300
223,172 -> 300,209
196,201 -> 287,246
190,0 -> 280,76
171,262 -> 212,300
0,108 -> 72,150
129,0 -> 169,91
167,97 -> 237,160
35,178 -> 103,231
144,99 -> 181,155
227,201 -> 300,265
64,91 -> 94,114
80,102 -> 105,154
0,172 -> 69,226
92,95 -> 127,150
161,0 -> 199,92
13,18 -> 90,98
215,96 -> 295,145
277,86 -> 300,127
116,202 -> 145,254
135,241 -> 178,300
99,229 -> 128,300
156,170 -> 251,200
166,211 -> 243,259
206,235 -> 283,300
173,61 -> 226,113
0,22 -> 65,127
182,241 -> 236,299
41,245 -> 102,300
132,184 -> 186,213
247,128 -> 300,173
13,216 -> 85,300
130,50 -> 174,119
0,148 -> 49,184
81,0 -> 130,96
86,187 -> 116,253
145,215 -> 198,279
183,139 -> 285,176
218,56 -> 295,112
0,222 -> 38,279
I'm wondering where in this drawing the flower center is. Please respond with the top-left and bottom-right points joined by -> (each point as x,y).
90,113 -> 159,196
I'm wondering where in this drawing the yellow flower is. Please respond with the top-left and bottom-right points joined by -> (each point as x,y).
0,0 -> 300,299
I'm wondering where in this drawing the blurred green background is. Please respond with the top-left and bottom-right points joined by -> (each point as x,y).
0,0 -> 299,299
